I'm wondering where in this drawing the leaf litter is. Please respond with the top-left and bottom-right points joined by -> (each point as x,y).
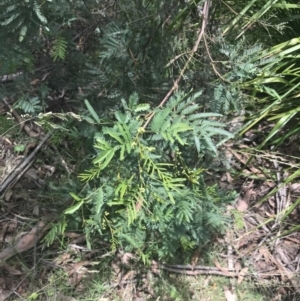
1,116 -> 300,300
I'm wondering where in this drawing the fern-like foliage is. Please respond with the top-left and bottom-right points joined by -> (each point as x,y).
209,38 -> 280,114
59,91 -> 236,260
0,0 -> 48,42
50,36 -> 68,61
15,95 -> 42,113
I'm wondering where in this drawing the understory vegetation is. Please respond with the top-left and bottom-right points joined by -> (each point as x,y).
1,0 -> 300,300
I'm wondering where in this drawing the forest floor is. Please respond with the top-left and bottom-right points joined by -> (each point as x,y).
0,109 -> 300,301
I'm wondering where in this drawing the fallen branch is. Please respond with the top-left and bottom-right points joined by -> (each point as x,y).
0,131 -> 52,196
151,260 -> 237,277
0,72 -> 23,83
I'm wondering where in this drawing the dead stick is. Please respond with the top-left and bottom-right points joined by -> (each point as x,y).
0,132 -> 52,195
142,0 -> 211,129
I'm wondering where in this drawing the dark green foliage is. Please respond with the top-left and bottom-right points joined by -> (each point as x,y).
15,95 -> 42,113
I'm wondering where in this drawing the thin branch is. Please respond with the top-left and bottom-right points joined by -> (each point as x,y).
142,0 -> 211,129
203,34 -> 230,83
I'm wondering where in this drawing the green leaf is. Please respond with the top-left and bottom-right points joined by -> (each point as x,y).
65,201 -> 84,214
204,136 -> 218,155
95,188 -> 104,214
128,92 -> 139,110
181,104 -> 199,115
70,192 -> 82,202
151,108 -> 172,132
19,25 -> 27,42
93,148 -> 114,164
84,99 -> 100,124
259,113 -> 295,148
134,103 -> 150,112
204,127 -> 233,137
14,144 -> 25,153
1,14 -> 18,26
189,113 -> 222,121
82,115 -> 96,124
101,149 -> 115,169
115,111 -> 128,123
194,135 -> 201,152
105,128 -> 124,144
121,98 -> 129,110
120,145 -> 126,160
94,139 -> 112,151
28,292 -> 39,300
116,123 -> 131,142
33,2 -> 47,24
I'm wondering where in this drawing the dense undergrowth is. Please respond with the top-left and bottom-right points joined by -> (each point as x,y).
1,0 -> 300,300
